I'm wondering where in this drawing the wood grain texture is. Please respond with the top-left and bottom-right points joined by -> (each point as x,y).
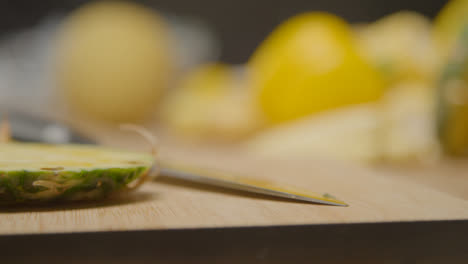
1,119 -> 467,235
1,144 -> 468,235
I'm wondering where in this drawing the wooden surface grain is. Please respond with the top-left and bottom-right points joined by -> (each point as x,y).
1,119 -> 467,235
1,142 -> 468,235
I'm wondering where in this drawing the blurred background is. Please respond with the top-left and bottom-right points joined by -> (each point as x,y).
0,0 -> 449,62
1,0 -> 468,169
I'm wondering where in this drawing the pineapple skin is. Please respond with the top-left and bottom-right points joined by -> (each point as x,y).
0,166 -> 148,204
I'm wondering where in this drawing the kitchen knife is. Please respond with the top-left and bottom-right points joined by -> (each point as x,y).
3,112 -> 348,206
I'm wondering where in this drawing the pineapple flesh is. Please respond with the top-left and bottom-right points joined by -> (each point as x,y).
0,143 -> 155,204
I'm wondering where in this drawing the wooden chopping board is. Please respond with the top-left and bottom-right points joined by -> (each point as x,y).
1,142 -> 468,235
1,120 -> 468,236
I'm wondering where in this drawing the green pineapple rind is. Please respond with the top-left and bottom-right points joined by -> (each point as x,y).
0,166 -> 148,204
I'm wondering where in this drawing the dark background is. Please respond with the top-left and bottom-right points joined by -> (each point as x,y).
0,0 -> 449,63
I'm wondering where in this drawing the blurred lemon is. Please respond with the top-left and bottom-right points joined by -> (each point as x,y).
161,63 -> 260,141
434,0 -> 468,60
244,82 -> 440,165
249,12 -> 384,123
356,11 -> 438,85
56,1 -> 173,122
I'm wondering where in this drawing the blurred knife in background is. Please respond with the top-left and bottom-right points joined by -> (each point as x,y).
2,111 -> 94,144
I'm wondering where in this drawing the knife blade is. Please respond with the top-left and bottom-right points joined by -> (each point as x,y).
160,161 -> 348,206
